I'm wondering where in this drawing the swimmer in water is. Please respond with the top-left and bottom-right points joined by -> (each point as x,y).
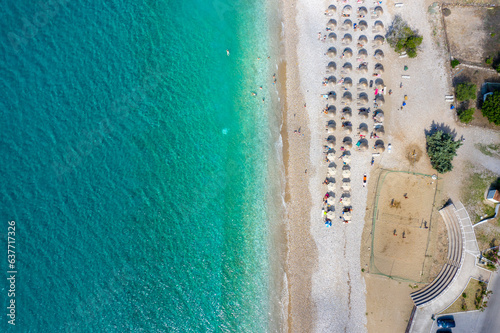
251,92 -> 257,96
226,49 -> 230,56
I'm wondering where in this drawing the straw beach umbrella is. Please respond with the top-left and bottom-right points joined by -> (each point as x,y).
359,123 -> 368,134
374,111 -> 384,122
326,5 -> 336,15
342,169 -> 351,178
373,35 -> 385,46
342,19 -> 352,30
375,79 -> 385,90
358,64 -> 368,73
375,126 -> 385,136
358,35 -> 368,46
327,47 -> 337,58
374,21 -> 384,32
326,211 -> 336,220
342,62 -> 352,73
373,6 -> 383,18
358,7 -> 368,17
342,48 -> 353,58
327,19 -> 337,29
328,91 -> 336,102
327,183 -> 336,192
328,76 -> 337,86
375,94 -> 385,106
342,107 -> 352,119
327,135 -> 336,145
342,77 -> 353,88
342,197 -> 351,206
375,144 -> 385,153
342,183 -> 351,191
342,34 -> 352,45
358,141 -> 369,151
327,152 -> 336,161
374,49 -> 384,60
326,61 -> 336,72
342,5 -> 352,16
359,110 -> 369,118
326,105 -> 336,117
341,92 -> 352,105
358,78 -> 368,90
357,48 -> 368,59
328,33 -> 337,43
327,197 -> 336,206
374,63 -> 384,74
358,93 -> 369,104
358,20 -> 368,31
343,125 -> 352,134
327,120 -> 336,132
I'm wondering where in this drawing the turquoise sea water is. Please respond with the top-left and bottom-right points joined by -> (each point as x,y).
0,0 -> 283,331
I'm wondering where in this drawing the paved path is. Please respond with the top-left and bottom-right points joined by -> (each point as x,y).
410,201 -> 491,333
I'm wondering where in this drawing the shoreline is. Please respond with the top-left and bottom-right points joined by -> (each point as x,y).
279,0 -> 316,331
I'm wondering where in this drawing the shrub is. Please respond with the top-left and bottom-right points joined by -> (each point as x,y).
387,16 -> 423,58
457,108 -> 474,123
496,65 -> 500,73
482,91 -> 500,125
486,57 -> 493,65
455,82 -> 477,101
426,130 -> 463,173
451,59 -> 460,68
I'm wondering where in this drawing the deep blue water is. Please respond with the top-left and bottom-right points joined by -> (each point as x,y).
0,0 -> 282,331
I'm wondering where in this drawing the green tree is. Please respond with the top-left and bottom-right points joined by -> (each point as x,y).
426,130 -> 463,173
457,108 -> 474,123
455,82 -> 477,101
482,91 -> 500,125
387,16 -> 423,58
451,59 -> 460,68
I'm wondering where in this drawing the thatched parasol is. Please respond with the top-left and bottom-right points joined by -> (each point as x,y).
359,110 -> 369,119
343,126 -> 352,134
373,35 -> 385,45
375,126 -> 385,135
342,34 -> 352,44
326,105 -> 336,117
358,20 -> 368,31
358,93 -> 369,104
374,21 -> 384,32
327,47 -> 337,58
328,91 -> 336,102
326,4 -> 336,15
342,19 -> 352,30
327,152 -> 336,161
328,76 -> 337,86
342,197 -> 351,205
342,77 -> 353,88
327,19 -> 337,28
374,63 -> 384,74
357,48 -> 368,59
326,211 -> 336,219
327,120 -> 336,132
374,49 -> 384,60
327,183 -> 336,192
359,125 -> 368,136
375,94 -> 385,106
373,6 -> 383,17
342,183 -> 351,191
358,78 -> 368,89
326,61 -> 336,72
342,5 -> 352,15
342,48 -> 353,58
358,35 -> 368,46
358,141 -> 369,151
375,145 -> 385,153
328,167 -> 336,176
328,33 -> 337,42
342,107 -> 352,119
358,64 -> 368,73
342,169 -> 351,178
342,62 -> 352,73
375,79 -> 385,90
358,7 -> 368,17
374,111 -> 384,122
327,135 -> 336,145
341,92 -> 352,104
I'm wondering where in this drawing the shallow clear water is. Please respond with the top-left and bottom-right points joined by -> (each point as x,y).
0,0 -> 282,331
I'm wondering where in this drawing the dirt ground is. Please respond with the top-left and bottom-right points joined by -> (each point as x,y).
370,171 -> 439,281
364,274 -> 416,333
443,7 -> 498,64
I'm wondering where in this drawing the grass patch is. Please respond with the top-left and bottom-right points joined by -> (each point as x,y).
441,279 -> 490,314
460,168 -> 498,222
475,143 -> 500,157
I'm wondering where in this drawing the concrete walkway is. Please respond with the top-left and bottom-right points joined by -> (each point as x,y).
410,201 -> 491,333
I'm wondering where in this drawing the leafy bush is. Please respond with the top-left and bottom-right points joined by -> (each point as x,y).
387,17 -> 423,58
482,91 -> 500,125
426,130 -> 463,173
457,108 -> 474,123
455,82 -> 477,101
496,65 -> 500,73
486,57 -> 493,65
451,59 -> 460,68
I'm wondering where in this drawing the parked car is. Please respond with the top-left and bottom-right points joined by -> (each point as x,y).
437,317 -> 455,328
